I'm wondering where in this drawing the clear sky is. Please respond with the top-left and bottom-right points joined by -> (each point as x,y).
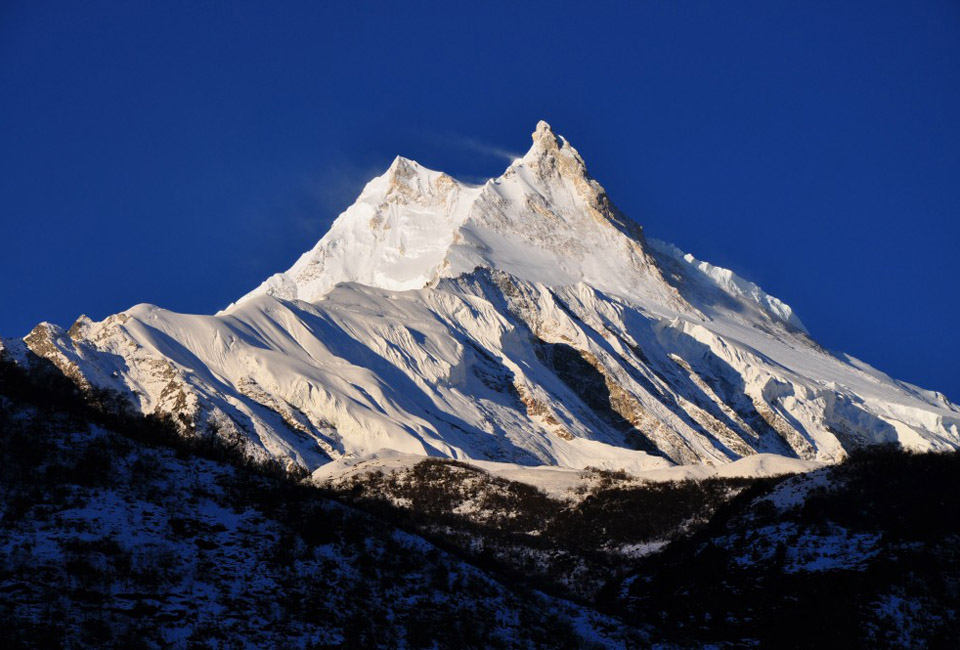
1,1 -> 958,400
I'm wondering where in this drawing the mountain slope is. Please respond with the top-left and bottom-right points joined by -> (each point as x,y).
4,122 -> 958,476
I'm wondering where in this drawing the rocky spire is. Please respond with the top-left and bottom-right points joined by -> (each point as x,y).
519,120 -> 590,182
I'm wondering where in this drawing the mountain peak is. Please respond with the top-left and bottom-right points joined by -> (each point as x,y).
371,155 -> 458,205
50,122 -> 960,479
230,121 -> 667,309
387,154 -> 420,173
231,123 -> 805,334
519,120 -> 588,182
532,120 -> 562,148
383,155 -> 429,186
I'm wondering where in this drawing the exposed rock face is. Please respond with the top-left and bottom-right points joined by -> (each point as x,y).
4,122 -> 958,474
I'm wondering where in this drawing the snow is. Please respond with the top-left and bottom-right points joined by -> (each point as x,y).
728,522 -> 883,573
649,239 -> 807,332
617,541 -> 669,558
714,453 -> 823,478
14,120 -> 960,479
762,467 -> 838,511
313,450 -> 823,498
228,156 -> 482,309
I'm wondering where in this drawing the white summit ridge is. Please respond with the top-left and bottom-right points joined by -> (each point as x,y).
230,121 -> 681,312
6,121 -> 959,479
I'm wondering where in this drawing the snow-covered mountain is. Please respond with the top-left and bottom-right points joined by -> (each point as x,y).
5,122 -> 958,476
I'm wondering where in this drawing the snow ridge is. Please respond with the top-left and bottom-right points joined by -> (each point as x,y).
649,239 -> 807,332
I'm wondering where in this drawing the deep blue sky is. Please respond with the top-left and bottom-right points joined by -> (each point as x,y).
1,1 -> 958,399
